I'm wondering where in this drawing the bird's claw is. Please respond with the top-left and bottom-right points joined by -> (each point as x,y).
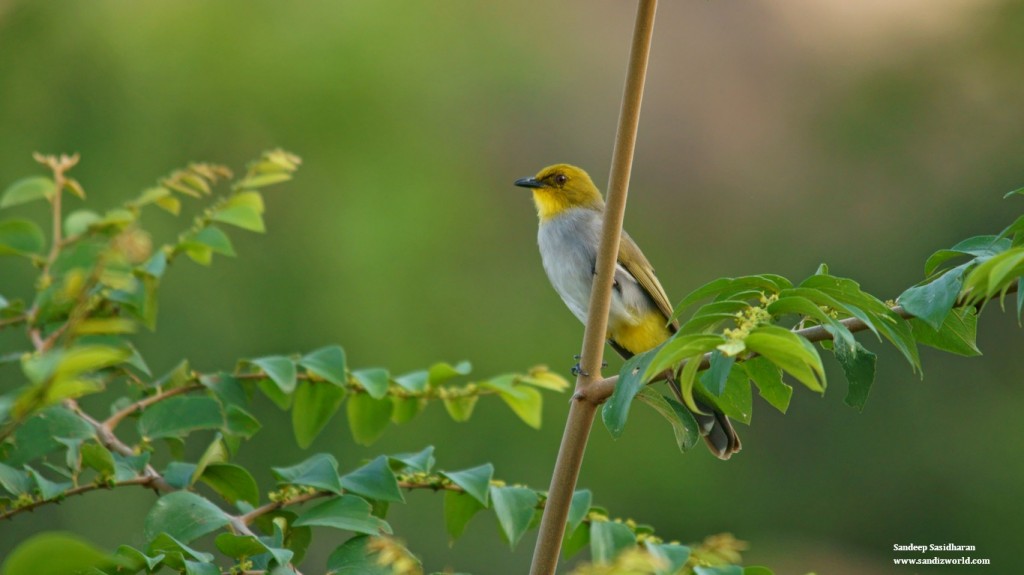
570,357 -> 607,377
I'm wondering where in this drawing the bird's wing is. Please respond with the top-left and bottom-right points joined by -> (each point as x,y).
618,231 -> 678,330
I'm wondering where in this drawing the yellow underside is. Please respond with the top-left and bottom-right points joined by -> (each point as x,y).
532,190 -> 573,221
610,311 -> 672,355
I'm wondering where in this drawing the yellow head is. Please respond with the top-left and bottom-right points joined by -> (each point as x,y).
514,164 -> 604,220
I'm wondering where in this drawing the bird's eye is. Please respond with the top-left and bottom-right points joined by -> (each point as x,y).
555,174 -> 568,185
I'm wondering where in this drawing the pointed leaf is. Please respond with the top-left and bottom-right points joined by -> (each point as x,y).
489,485 -> 539,548
834,341 -> 877,412
200,463 -> 260,506
388,446 -> 435,473
645,541 -> 691,575
441,464 -> 493,506
589,520 -> 637,564
898,265 -> 966,330
444,491 -> 485,543
910,307 -> 981,357
272,453 -> 342,493
137,396 -> 223,440
567,489 -> 592,532
299,345 -> 347,385
212,205 -> 264,232
340,456 -> 403,503
248,356 -> 296,394
292,380 -> 346,448
742,357 -> 792,414
745,326 -> 825,392
144,491 -> 229,543
294,495 -> 392,535
352,368 -> 389,399
346,393 -> 393,446
602,348 -> 660,439
0,219 -> 45,255
636,388 -> 700,452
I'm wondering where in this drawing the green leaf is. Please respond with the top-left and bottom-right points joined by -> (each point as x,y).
768,293 -> 856,352
644,335 -> 723,381
489,485 -> 539,548
346,393 -> 393,446
258,378 -> 292,409
427,360 -> 472,385
224,405 -> 262,439
4,406 -> 94,466
340,456 -> 404,503
393,369 -> 428,393
0,462 -> 32,495
248,356 -> 297,394
699,351 -> 734,397
898,265 -> 966,330
294,495 -> 392,535
137,396 -> 223,440
237,172 -> 293,189
64,210 -> 101,237
299,345 -> 347,385
925,235 -> 1010,276
636,388 -> 700,452
272,453 -> 343,493
701,367 -> 752,425
742,357 -> 791,414
190,435 -> 229,485
910,307 -> 982,357
496,385 -> 543,429
833,341 -> 877,412
113,545 -> 164,572
143,491 -> 230,543
646,542 -> 691,575
146,533 -> 213,569
27,467 -> 71,500
443,395 -> 478,422
1,176 -> 55,208
200,463 -> 260,506
215,533 -> 273,559
292,380 -> 346,448
0,219 -> 45,255
184,226 -> 235,257
212,204 -> 265,232
441,463 -> 493,506
444,490 -> 485,543
602,348 -> 660,439
326,536 -> 393,575
2,532 -> 113,575
745,326 -> 826,392
352,368 -> 390,399
743,567 -> 775,575
163,462 -> 198,489
389,396 -> 424,423
389,446 -> 435,473
562,523 -> 590,559
183,560 -> 219,575
567,489 -> 592,532
589,520 -> 637,564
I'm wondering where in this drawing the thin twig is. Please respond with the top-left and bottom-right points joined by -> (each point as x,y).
584,285 -> 1016,403
0,476 -> 155,521
102,383 -> 202,433
529,2 -> 658,574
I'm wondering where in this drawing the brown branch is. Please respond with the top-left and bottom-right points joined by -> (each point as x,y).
530,2 -> 658,574
583,285 -> 1015,403
102,383 -> 203,433
0,476 -> 155,521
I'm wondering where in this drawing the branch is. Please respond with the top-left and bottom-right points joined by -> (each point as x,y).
102,383 -> 202,433
583,286 -> 1014,403
530,2 -> 658,574
0,476 -> 155,521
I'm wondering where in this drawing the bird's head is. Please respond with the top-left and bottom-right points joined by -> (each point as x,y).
514,164 -> 604,220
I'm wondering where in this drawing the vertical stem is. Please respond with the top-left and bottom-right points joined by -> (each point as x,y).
528,2 -> 658,574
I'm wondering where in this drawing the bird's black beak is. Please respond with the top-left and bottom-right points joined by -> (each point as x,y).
514,176 -> 544,189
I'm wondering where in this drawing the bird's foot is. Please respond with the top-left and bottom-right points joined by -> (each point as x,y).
570,355 -> 607,377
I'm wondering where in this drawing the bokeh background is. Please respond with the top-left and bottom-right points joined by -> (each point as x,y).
2,1 -> 1023,573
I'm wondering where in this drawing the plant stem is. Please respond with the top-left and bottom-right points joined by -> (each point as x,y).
529,2 -> 658,574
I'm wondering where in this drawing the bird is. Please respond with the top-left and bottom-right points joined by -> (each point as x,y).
514,163 -> 741,459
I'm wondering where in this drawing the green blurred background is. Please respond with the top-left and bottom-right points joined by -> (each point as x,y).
2,0 -> 1023,572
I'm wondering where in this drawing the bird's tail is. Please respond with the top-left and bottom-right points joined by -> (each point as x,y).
665,374 -> 741,460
